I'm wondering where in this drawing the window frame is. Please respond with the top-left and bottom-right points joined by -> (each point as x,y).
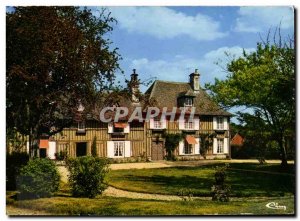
77,121 -> 85,132
217,138 -> 224,154
217,116 -> 224,130
183,141 -> 193,155
113,141 -> 125,157
184,97 -> 193,107
153,117 -> 163,129
184,118 -> 194,130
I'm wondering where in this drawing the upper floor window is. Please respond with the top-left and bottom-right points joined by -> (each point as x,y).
217,138 -> 224,153
77,121 -> 85,132
217,117 -> 224,130
184,98 -> 193,107
184,118 -> 194,129
154,117 -> 163,129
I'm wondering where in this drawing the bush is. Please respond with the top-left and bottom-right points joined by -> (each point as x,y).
6,152 -> 29,190
17,158 -> 60,198
211,164 -> 231,202
55,150 -> 68,161
66,156 -> 110,198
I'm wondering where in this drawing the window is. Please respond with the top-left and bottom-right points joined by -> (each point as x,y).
217,117 -> 224,130
154,117 -> 162,129
184,98 -> 193,107
184,142 -> 193,154
77,121 -> 85,132
217,138 -> 224,153
113,127 -> 124,133
184,119 -> 194,129
114,141 -> 125,157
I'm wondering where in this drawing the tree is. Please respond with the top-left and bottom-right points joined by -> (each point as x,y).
164,133 -> 184,160
205,32 -> 295,167
6,7 -> 121,156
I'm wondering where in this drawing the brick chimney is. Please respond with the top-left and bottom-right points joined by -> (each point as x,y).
130,69 -> 140,103
189,69 -> 200,92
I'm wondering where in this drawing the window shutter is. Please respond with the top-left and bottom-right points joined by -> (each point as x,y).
48,141 -> 56,160
194,117 -> 199,130
149,118 -> 154,129
124,141 -> 131,157
108,123 -> 113,133
124,123 -> 130,133
161,117 -> 167,129
178,119 -> 184,130
213,117 -> 217,130
223,138 -> 229,154
107,141 -> 114,158
26,141 -> 29,153
224,117 -> 229,130
213,138 -> 217,154
195,138 -> 200,154
178,141 -> 184,155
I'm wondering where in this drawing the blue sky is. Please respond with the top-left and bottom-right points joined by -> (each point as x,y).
90,6 -> 294,93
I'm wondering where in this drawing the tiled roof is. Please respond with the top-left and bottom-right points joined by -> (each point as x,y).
145,80 -> 232,116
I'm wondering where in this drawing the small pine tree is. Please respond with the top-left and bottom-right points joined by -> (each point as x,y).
91,136 -> 97,157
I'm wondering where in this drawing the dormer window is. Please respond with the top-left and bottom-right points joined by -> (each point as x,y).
77,121 -> 86,134
184,98 -> 193,107
217,117 -> 224,130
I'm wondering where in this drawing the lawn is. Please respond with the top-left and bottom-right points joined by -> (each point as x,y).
108,163 -> 295,197
7,194 -> 294,215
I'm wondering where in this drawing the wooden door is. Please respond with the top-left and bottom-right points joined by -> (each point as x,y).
151,141 -> 164,161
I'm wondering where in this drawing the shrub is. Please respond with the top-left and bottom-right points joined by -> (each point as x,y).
55,150 -> 68,161
17,158 -> 60,198
66,156 -> 110,198
211,164 -> 231,202
6,152 -> 29,190
164,133 -> 184,161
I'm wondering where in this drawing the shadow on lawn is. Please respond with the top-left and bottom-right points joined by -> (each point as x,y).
114,165 -> 295,197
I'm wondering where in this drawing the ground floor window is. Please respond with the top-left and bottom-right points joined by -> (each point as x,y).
184,142 -> 193,154
114,141 -> 125,157
217,138 -> 224,153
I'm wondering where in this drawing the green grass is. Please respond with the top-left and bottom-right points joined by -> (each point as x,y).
108,163 -> 295,197
8,195 -> 295,215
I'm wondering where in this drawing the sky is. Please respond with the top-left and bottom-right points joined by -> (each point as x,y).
90,6 -> 294,93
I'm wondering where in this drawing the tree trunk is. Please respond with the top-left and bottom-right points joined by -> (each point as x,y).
278,136 -> 288,168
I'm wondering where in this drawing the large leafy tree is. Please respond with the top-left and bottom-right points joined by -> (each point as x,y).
205,34 -> 295,167
7,6 -> 121,156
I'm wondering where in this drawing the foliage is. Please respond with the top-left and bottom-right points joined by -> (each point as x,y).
6,152 -> 29,190
55,150 -> 68,161
163,133 -> 184,161
91,136 -> 97,157
66,156 -> 110,198
211,164 -> 231,202
6,6 -> 121,156
199,133 -> 215,158
17,158 -> 60,198
205,30 -> 295,166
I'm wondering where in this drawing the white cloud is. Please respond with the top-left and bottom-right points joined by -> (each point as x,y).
106,6 -> 227,41
129,46 -> 255,90
234,6 -> 294,33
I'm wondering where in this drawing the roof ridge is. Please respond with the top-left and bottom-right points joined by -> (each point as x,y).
155,80 -> 189,84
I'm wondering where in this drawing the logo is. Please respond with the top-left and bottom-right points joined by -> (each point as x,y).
266,202 -> 286,210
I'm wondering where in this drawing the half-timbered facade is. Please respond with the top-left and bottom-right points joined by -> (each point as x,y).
11,69 -> 232,161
